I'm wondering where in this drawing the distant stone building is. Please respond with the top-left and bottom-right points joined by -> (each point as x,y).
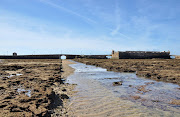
175,56 -> 180,59
13,52 -> 17,56
111,50 -> 170,59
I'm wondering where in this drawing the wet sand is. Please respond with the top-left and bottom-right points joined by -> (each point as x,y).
52,60 -> 77,117
74,59 -> 180,85
0,59 -> 75,117
61,60 -> 75,79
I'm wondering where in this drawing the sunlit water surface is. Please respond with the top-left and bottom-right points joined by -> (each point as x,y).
66,61 -> 180,116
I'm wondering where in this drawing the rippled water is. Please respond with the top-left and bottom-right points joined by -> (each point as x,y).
67,61 -> 180,117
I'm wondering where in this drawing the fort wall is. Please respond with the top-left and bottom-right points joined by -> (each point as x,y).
112,50 -> 170,59
111,50 -> 120,59
80,55 -> 107,59
175,56 -> 180,59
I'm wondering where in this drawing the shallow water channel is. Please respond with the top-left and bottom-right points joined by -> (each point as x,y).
67,61 -> 180,117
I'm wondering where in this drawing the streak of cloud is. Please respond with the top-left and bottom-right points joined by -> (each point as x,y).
39,0 -> 97,24
109,27 -> 132,40
109,0 -> 132,40
110,0 -> 121,36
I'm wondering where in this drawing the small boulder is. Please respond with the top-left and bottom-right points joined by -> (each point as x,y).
113,81 -> 123,86
60,94 -> 69,99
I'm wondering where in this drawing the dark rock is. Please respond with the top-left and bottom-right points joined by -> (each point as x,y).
0,104 -> 7,108
157,76 -> 161,79
62,89 -> 67,92
145,73 -> 151,77
0,87 -> 5,90
60,94 -> 69,99
113,81 -> 123,86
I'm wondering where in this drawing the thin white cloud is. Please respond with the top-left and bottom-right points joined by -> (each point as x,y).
0,13 -> 121,54
109,0 -> 132,40
110,0 -> 121,36
39,0 -> 96,24
111,25 -> 120,36
109,27 -> 131,40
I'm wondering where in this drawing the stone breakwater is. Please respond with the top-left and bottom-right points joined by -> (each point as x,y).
0,59 -> 73,117
74,59 -> 180,85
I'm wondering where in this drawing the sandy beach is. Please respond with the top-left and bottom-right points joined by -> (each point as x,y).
51,60 -> 77,117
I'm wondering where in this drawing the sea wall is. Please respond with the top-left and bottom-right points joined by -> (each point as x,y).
0,55 -> 60,59
0,55 -> 108,59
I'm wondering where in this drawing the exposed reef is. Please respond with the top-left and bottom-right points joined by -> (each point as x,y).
74,59 -> 180,85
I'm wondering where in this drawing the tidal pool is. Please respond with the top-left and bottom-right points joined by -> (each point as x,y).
17,88 -> 31,97
7,73 -> 23,78
67,61 -> 180,117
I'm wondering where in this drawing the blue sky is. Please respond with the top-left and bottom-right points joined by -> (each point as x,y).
0,0 -> 179,55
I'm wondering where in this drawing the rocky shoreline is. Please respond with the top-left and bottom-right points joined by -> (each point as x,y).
74,59 -> 180,85
0,59 -> 75,117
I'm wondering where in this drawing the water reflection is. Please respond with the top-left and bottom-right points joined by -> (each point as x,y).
17,88 -> 31,97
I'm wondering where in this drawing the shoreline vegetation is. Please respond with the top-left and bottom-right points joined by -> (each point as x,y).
0,59 -> 75,117
74,59 -> 180,85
